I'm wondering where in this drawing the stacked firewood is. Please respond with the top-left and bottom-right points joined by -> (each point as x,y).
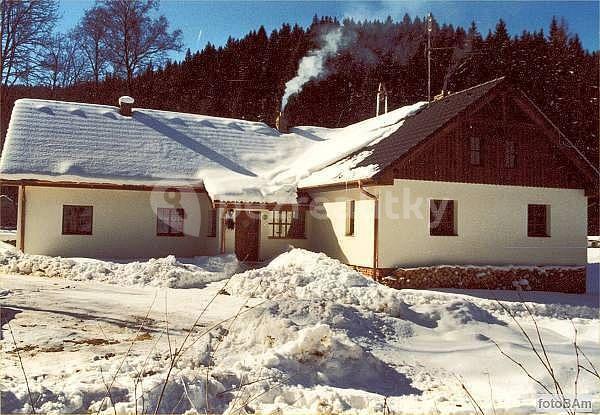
383,265 -> 586,294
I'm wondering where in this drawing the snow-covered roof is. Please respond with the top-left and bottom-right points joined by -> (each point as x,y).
0,98 -> 425,203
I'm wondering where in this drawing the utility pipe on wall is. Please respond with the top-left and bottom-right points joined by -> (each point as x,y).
358,180 -> 379,275
17,185 -> 26,251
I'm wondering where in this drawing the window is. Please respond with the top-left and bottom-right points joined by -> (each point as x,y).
207,208 -> 217,237
470,136 -> 481,165
345,200 -> 355,236
157,208 -> 185,236
269,209 -> 305,239
62,205 -> 93,235
430,199 -> 456,236
528,204 -> 549,237
505,141 -> 516,168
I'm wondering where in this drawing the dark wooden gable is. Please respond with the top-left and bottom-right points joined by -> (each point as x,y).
377,87 -> 596,192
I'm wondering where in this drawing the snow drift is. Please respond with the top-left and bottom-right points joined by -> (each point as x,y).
2,248 -> 599,414
0,247 -> 238,288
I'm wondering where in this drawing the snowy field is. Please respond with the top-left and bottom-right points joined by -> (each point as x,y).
1,248 -> 599,414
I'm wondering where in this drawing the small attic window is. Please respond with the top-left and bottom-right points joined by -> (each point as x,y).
469,136 -> 481,165
505,141 -> 516,168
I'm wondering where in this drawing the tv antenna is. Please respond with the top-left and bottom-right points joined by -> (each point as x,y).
427,12 -> 482,102
427,13 -> 432,103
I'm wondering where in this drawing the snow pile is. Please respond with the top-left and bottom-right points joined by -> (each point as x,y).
0,248 -> 238,288
227,249 -> 408,316
210,314 -> 417,414
2,249 -> 599,414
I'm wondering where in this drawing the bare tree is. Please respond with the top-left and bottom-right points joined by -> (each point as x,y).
64,32 -> 89,86
39,32 -> 87,93
99,0 -> 182,92
38,32 -> 65,91
72,6 -> 109,87
0,0 -> 58,92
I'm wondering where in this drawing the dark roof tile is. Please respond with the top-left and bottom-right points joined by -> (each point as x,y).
355,77 -> 505,173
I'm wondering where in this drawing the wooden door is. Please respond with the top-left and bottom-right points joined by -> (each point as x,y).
235,210 -> 260,262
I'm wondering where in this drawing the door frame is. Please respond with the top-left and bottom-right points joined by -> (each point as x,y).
234,210 -> 261,262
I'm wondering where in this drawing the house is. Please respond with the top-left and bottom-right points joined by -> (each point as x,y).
0,78 -> 597,276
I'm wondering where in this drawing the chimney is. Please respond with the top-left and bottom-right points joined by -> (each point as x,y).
118,96 -> 134,116
276,111 -> 289,133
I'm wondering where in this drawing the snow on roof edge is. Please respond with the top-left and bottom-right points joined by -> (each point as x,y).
0,172 -> 205,189
10,98 -> 279,129
2,97 -> 429,203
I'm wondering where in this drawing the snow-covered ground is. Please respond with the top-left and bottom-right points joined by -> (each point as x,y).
589,248 -> 600,263
0,247 -> 239,288
0,229 -> 16,242
1,248 -> 599,414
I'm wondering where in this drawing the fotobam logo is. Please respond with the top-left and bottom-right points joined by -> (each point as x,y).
536,395 -> 594,413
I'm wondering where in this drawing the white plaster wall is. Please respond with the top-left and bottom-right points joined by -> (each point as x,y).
21,181 -> 585,266
378,179 -> 588,267
307,188 -> 376,267
22,186 -> 219,258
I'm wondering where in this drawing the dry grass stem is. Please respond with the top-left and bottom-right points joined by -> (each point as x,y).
7,321 -> 36,414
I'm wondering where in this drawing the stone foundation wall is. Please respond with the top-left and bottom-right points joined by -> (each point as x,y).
351,265 -> 394,279
377,265 -> 586,294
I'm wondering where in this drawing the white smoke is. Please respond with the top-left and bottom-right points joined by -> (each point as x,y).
281,27 -> 344,111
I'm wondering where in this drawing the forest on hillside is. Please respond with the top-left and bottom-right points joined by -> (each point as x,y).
1,1 -> 598,168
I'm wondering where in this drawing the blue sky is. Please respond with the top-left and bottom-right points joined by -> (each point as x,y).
58,1 -> 599,61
